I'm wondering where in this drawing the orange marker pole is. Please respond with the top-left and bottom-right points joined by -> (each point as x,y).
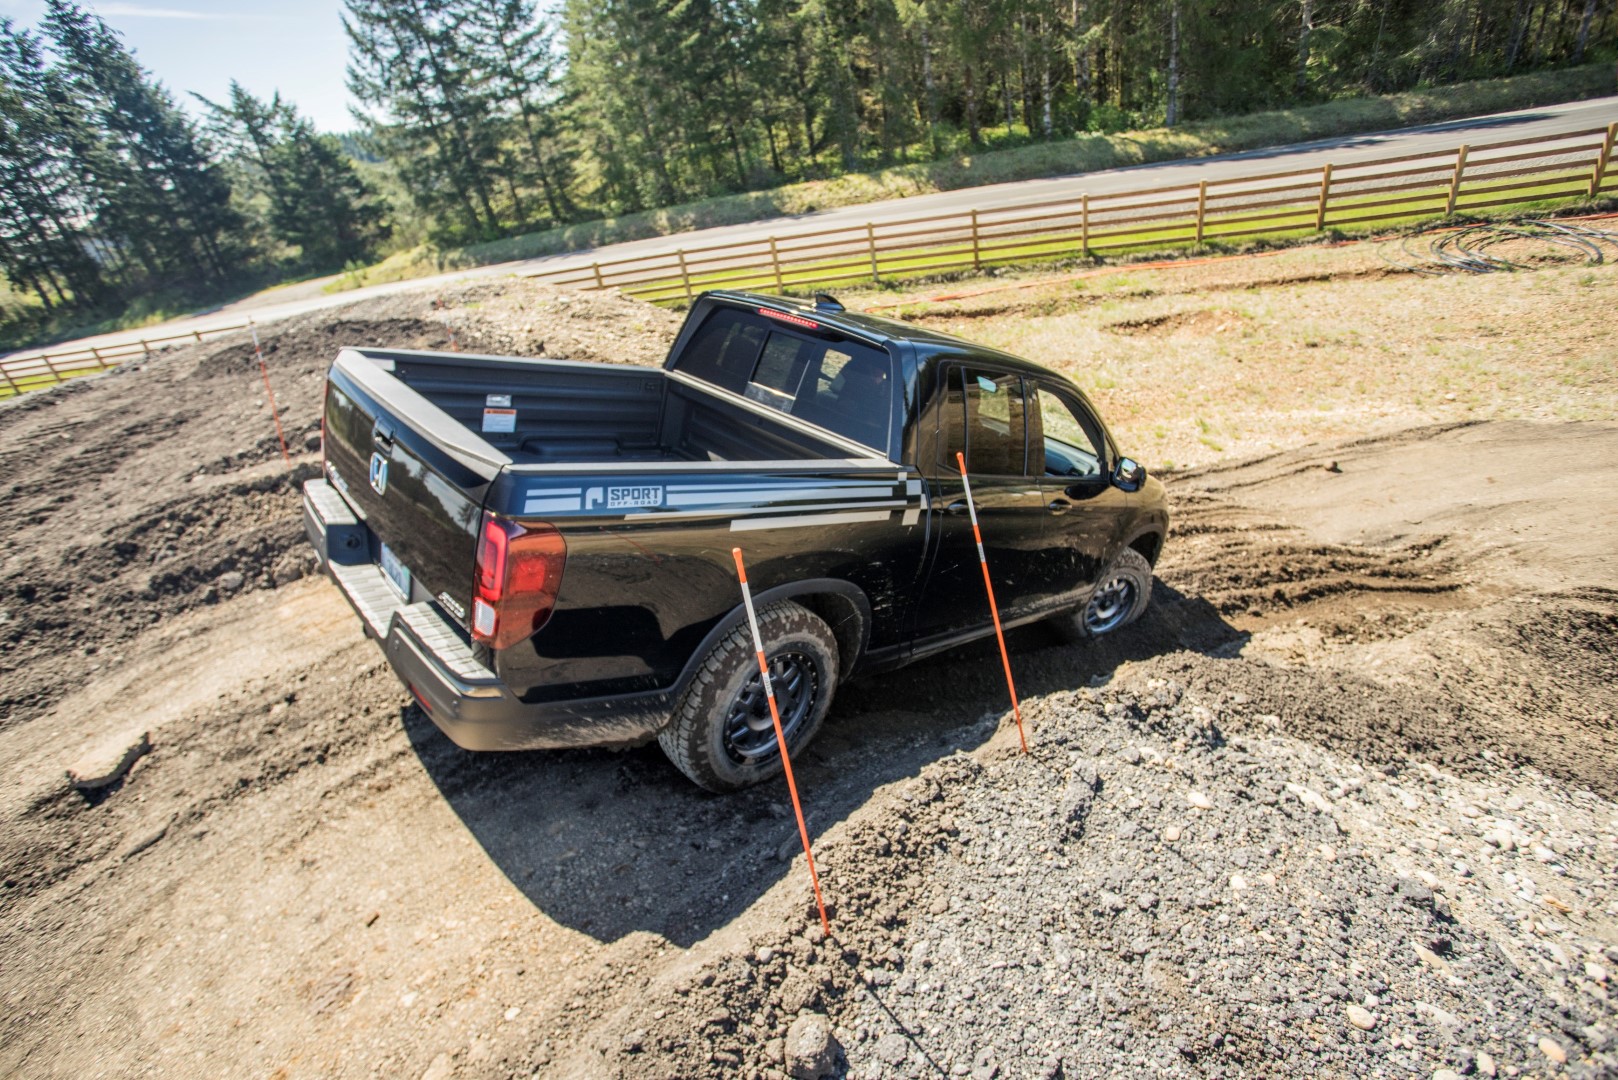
250,323 -> 292,468
955,451 -> 1028,753
732,547 -> 832,938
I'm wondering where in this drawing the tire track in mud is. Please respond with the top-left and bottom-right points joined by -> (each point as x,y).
0,468 -> 319,727
1163,492 -> 1459,622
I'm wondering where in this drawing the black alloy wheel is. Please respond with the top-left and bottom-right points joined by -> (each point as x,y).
722,649 -> 821,766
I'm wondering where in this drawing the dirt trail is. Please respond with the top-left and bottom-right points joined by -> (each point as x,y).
2,280 -> 1615,1079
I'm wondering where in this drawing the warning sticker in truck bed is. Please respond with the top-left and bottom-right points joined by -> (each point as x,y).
482,407 -> 517,433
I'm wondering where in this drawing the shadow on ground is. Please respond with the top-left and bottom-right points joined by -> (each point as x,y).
403,581 -> 1237,947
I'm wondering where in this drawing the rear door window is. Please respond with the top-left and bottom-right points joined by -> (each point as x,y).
940,368 -> 1031,476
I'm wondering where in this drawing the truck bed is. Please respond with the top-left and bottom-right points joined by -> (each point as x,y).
370,349 -> 860,467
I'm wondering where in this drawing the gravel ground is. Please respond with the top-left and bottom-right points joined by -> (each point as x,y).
581,680 -> 1618,1080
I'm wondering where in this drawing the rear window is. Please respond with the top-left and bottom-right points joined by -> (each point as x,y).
673,307 -> 894,451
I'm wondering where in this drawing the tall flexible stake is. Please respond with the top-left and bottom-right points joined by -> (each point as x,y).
955,451 -> 1028,753
732,547 -> 831,937
251,323 -> 292,467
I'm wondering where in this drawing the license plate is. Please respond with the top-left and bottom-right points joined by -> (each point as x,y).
379,542 -> 411,600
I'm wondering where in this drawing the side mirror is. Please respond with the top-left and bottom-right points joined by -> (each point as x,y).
1113,456 -> 1146,491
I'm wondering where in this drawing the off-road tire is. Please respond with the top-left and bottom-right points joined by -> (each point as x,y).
1047,548 -> 1154,643
658,601 -> 839,793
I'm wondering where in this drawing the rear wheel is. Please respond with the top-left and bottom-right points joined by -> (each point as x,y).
1048,548 -> 1154,643
659,601 -> 839,793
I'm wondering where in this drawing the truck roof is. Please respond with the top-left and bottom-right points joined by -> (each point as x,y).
705,290 -> 1065,382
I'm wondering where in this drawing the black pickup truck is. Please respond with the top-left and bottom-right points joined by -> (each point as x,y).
303,291 -> 1168,791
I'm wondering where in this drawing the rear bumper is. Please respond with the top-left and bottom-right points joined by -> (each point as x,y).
303,477 -> 671,751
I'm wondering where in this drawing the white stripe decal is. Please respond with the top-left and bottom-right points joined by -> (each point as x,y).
668,482 -> 894,494
524,496 -> 584,513
666,487 -> 898,507
901,507 -> 920,526
730,510 -> 893,532
630,499 -> 906,522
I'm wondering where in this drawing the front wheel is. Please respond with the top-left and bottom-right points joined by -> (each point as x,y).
1048,548 -> 1154,643
659,601 -> 839,792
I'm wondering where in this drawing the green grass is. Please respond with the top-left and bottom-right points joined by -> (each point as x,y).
0,368 -> 90,399
325,63 -> 1613,294
615,171 -> 1615,304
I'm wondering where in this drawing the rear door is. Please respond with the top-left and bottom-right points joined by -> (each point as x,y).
910,366 -> 1048,645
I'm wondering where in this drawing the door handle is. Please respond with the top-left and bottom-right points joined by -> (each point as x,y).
945,500 -> 969,515
1047,499 -> 1072,514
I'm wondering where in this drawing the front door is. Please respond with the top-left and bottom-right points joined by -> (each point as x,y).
1032,381 -> 1129,608
911,366 -> 1049,648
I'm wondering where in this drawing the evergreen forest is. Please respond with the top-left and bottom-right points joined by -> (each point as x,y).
0,0 -> 1612,340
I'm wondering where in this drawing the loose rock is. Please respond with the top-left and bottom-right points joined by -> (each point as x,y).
785,1013 -> 839,1080
66,729 -> 151,791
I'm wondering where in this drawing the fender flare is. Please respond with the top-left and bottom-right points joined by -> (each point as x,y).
666,578 -> 873,706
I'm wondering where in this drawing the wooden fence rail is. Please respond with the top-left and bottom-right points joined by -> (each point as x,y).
514,121 -> 1618,305
0,321 -> 250,395
5,121 -> 1615,396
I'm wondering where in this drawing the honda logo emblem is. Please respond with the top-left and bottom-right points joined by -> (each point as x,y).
369,452 -> 389,495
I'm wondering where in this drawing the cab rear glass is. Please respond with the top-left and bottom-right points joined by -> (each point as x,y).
671,307 -> 895,451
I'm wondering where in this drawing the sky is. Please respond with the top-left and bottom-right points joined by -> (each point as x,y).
0,0 -> 360,133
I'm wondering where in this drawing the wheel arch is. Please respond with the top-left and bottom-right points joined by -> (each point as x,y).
1126,528 -> 1165,568
668,578 -> 872,706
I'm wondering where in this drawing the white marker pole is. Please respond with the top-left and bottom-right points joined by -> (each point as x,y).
732,547 -> 831,937
956,451 -> 1028,753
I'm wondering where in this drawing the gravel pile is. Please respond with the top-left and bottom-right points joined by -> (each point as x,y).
593,674 -> 1618,1080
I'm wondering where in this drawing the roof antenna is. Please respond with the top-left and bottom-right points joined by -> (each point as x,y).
813,293 -> 844,313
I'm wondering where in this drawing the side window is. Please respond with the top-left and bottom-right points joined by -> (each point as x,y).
941,368 -> 1030,476
1033,386 -> 1105,479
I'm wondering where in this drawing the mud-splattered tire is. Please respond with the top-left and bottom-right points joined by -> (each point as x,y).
1048,548 -> 1154,643
659,601 -> 839,793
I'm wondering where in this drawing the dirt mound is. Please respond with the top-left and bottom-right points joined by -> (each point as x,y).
0,280 -> 678,728
1103,308 -> 1249,337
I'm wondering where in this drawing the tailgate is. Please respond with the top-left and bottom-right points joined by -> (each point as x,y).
322,352 -> 505,627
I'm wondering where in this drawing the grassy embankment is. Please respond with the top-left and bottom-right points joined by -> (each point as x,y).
338,63 -> 1615,291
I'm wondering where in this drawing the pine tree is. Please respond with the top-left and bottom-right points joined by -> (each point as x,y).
41,0 -> 242,285
0,19 -> 108,308
344,0 -> 507,242
470,0 -> 578,225
201,83 -> 389,270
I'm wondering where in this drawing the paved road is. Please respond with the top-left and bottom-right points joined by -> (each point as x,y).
10,93 -> 1616,363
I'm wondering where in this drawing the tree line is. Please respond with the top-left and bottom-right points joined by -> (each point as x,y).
0,0 -> 385,323
1,0 -> 1611,328
352,0 -> 1612,239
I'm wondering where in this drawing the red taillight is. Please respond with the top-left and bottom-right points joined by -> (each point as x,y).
758,306 -> 819,330
471,515 -> 566,650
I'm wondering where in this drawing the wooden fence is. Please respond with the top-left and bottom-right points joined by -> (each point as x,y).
517,121 -> 1618,304
0,321 -> 250,396
4,120 -> 1614,395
